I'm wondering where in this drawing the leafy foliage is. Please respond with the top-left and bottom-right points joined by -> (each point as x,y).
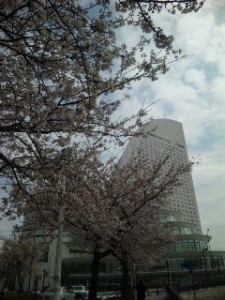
0,234 -> 42,291
0,0 -> 203,297
0,0 -> 197,199
4,293 -> 38,300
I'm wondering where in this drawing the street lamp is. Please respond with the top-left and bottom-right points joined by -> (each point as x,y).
207,228 -> 214,269
53,177 -> 65,300
202,248 -> 209,288
53,147 -> 76,300
165,260 -> 172,287
207,228 -> 211,254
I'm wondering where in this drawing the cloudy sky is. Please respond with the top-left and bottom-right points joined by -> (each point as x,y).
1,0 -> 225,251
116,0 -> 225,250
153,0 -> 225,251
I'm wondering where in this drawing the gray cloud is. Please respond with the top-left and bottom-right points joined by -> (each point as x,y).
1,0 -> 224,251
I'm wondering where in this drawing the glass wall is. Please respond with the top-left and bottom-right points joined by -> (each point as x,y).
181,240 -> 207,252
168,240 -> 208,252
171,227 -> 192,235
160,214 -> 178,222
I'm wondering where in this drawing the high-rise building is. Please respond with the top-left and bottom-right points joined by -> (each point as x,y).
23,119 -> 225,291
118,118 -> 202,234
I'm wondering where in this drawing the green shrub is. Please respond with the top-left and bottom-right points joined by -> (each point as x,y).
5,292 -> 38,300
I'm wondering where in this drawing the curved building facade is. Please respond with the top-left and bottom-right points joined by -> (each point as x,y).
118,119 -> 202,234
116,119 -> 225,288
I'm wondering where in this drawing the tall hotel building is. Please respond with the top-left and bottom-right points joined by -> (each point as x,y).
22,119 -> 225,292
118,118 -> 202,234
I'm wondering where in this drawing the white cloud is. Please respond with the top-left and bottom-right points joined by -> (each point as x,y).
0,218 -> 17,237
114,0 -> 225,253
1,0 -> 225,252
142,0 -> 225,251
183,69 -> 207,91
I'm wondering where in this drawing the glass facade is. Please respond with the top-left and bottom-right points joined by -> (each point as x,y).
160,214 -> 178,222
170,240 -> 208,252
171,227 -> 192,235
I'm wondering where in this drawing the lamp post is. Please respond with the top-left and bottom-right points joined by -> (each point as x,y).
53,147 -> 76,300
42,269 -> 46,290
53,178 -> 65,300
207,229 -> 210,250
202,248 -> 209,288
165,260 -> 172,287
207,228 -> 214,269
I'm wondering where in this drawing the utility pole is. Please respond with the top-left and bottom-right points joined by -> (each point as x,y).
202,248 -> 209,288
53,147 -> 76,300
166,260 -> 172,287
53,206 -> 65,300
207,228 -> 214,269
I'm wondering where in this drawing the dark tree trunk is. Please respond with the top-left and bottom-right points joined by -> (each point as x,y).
16,263 -> 24,292
88,249 -> 100,300
27,261 -> 33,292
88,248 -> 111,300
18,275 -> 24,292
120,259 -> 130,300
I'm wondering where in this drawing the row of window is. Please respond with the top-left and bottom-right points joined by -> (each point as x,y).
171,240 -> 208,252
167,256 -> 225,270
170,227 -> 192,235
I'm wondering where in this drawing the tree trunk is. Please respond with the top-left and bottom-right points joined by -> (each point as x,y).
16,263 -> 24,292
88,249 -> 111,300
27,258 -> 34,292
88,250 -> 100,300
18,275 -> 24,292
120,259 -> 130,300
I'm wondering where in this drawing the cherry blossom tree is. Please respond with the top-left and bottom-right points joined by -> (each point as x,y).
71,154 -> 193,300
20,146 -> 197,299
0,233 -> 42,292
0,0 -> 205,201
13,146 -> 194,299
0,1 -> 203,299
122,0 -> 205,12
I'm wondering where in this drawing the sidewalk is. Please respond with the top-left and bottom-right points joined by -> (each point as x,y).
180,286 -> 225,299
146,288 -> 167,300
